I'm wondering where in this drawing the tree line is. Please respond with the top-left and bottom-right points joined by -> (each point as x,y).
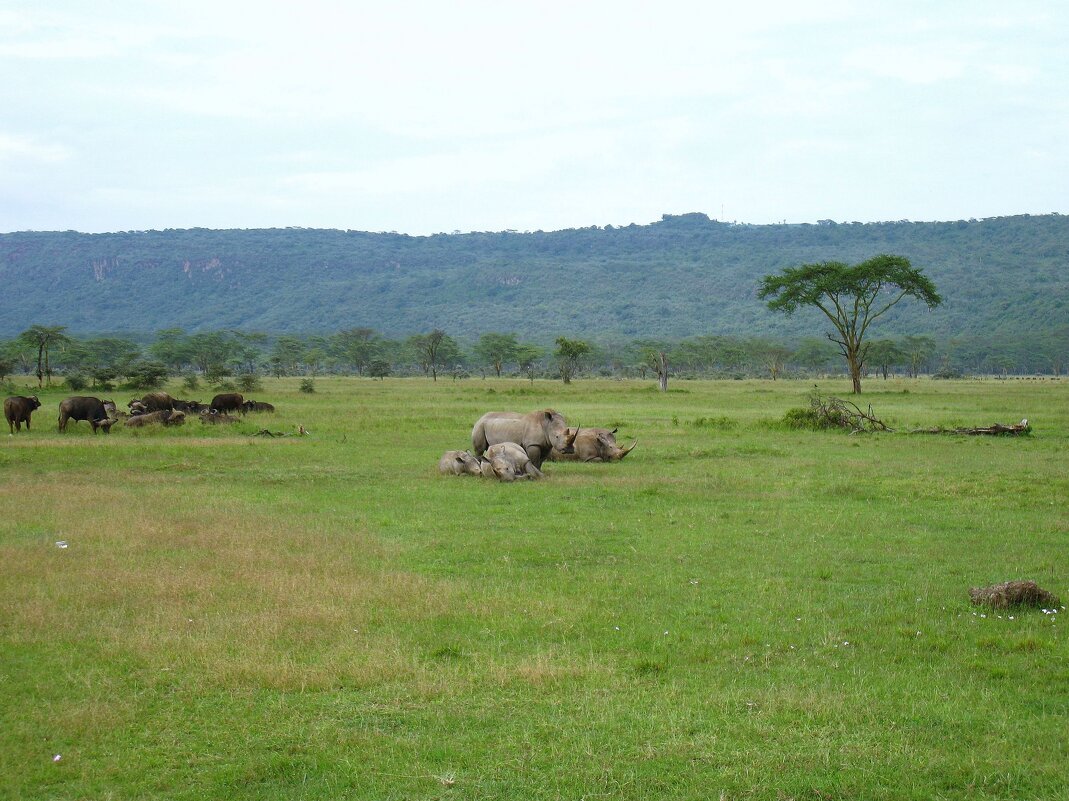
2,323 -> 1063,393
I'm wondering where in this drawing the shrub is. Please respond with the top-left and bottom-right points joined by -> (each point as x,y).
182,374 -> 200,392
65,373 -> 88,391
783,407 -> 827,430
125,361 -> 169,390
238,373 -> 263,392
299,378 -> 316,394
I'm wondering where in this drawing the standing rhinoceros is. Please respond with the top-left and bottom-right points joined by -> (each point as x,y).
480,442 -> 545,481
438,450 -> 484,476
471,409 -> 578,469
550,427 -> 637,462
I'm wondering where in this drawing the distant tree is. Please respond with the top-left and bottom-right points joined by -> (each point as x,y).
408,329 -> 459,381
0,355 -> 12,383
125,360 -> 169,389
150,328 -> 192,371
18,324 -> 72,386
474,332 -> 519,377
555,337 -> 590,384
271,335 -> 306,376
331,327 -> 381,374
758,255 -> 941,393
187,331 -> 239,376
513,343 -> 542,381
901,335 -> 936,377
748,339 -> 793,381
367,359 -> 391,380
866,339 -> 906,379
642,348 -> 670,391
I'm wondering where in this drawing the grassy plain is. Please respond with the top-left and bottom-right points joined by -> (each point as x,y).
1,376 -> 1067,800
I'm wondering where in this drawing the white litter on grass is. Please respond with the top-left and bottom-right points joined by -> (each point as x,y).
55,541 -> 68,549
53,754 -> 61,763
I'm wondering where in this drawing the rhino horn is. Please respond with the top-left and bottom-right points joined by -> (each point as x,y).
565,426 -> 580,446
619,440 -> 638,459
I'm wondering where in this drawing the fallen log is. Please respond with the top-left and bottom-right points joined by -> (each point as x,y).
910,419 -> 1031,436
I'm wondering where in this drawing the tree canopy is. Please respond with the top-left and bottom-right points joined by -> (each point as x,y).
758,255 -> 941,393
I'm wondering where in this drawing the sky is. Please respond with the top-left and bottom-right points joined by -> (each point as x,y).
2,1 -> 1067,234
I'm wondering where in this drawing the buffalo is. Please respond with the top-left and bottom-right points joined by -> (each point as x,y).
438,449 -> 484,476
210,392 -> 244,414
124,410 -> 186,428
200,409 -> 238,424
242,400 -> 275,413
58,396 -> 116,434
4,395 -> 41,434
130,392 -> 175,412
471,409 -> 578,469
174,399 -> 207,413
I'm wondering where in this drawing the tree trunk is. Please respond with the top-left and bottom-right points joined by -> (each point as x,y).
847,348 -> 863,394
656,351 -> 668,392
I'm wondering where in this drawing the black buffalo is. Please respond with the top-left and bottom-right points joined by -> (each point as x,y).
210,393 -> 244,414
58,396 -> 116,434
5,395 -> 41,434
174,399 -> 207,413
130,392 -> 175,412
242,400 -> 275,413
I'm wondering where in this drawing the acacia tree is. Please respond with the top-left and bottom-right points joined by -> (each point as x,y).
758,255 -> 941,394
555,337 -> 590,384
902,335 -> 936,377
474,332 -> 519,377
19,324 -> 72,386
409,329 -> 459,381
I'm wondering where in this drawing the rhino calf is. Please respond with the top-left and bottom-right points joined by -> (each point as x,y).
482,442 -> 545,482
438,450 -> 484,476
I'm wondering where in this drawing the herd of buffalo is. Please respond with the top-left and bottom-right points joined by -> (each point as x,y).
441,408 -> 637,481
4,391 -> 275,435
6,394 -> 635,482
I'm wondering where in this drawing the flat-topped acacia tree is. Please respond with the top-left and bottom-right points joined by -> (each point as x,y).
758,255 -> 941,394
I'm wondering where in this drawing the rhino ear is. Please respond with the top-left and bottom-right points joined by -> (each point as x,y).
544,411 -> 552,420
611,427 -> 618,435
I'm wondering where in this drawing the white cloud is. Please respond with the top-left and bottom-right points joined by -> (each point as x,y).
0,133 -> 70,162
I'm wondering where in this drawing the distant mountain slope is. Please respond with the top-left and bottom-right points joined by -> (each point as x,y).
2,213 -> 1066,341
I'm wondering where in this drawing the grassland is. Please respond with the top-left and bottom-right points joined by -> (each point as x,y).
1,377 -> 1067,800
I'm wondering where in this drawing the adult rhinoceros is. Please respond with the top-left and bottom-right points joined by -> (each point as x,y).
550,427 -> 637,462
471,409 -> 578,469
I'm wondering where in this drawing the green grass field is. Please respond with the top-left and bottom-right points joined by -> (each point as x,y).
2,377 -> 1067,800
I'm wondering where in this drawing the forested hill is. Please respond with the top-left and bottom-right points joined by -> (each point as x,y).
2,213 -> 1066,341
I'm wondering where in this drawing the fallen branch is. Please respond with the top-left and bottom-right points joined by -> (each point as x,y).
910,419 -> 1031,436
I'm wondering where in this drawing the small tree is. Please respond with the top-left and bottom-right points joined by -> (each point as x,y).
555,337 -> 590,384
408,329 -> 459,381
758,255 -> 941,394
749,339 -> 793,381
866,339 -> 906,379
901,335 -> 936,378
474,332 -> 519,377
19,324 -> 72,387
645,348 -> 670,391
367,359 -> 391,380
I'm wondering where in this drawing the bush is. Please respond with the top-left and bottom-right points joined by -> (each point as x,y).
125,361 -> 169,390
299,378 -> 315,394
238,373 -> 263,392
783,407 -> 828,430
65,373 -> 88,391
213,380 -> 238,392
182,374 -> 200,392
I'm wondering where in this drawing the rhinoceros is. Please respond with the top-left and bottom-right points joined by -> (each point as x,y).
550,427 -> 637,462
480,442 -> 545,481
471,409 -> 578,469
438,449 -> 484,476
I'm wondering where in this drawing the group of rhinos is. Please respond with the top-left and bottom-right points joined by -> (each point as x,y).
439,409 -> 637,482
3,391 -> 274,435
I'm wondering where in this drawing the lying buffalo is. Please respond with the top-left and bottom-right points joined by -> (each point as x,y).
124,410 -> 186,428
200,409 -> 238,424
130,391 -> 175,412
242,400 -> 275,413
210,392 -> 244,414
480,442 -> 545,481
174,399 -> 207,413
472,409 -> 578,469
4,395 -> 41,434
550,428 -> 637,462
438,450 -> 484,476
58,396 -> 116,434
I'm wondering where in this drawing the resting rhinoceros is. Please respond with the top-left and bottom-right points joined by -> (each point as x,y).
472,409 -> 578,469
438,450 -> 484,476
480,442 -> 545,481
550,427 -> 637,462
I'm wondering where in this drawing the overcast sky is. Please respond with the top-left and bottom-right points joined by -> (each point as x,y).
2,1 -> 1067,234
